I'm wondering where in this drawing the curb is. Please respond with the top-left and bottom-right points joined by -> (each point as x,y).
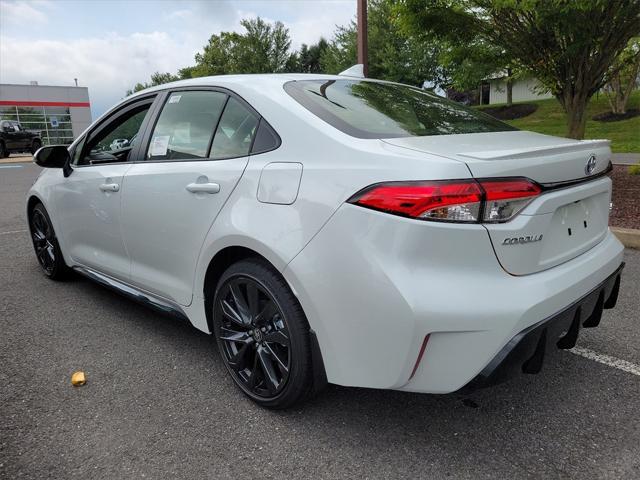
0,156 -> 33,165
611,227 -> 640,250
611,153 -> 640,166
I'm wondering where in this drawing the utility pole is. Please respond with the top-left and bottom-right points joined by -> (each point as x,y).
357,0 -> 368,77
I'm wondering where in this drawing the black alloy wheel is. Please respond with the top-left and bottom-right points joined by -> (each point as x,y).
0,142 -> 7,158
30,204 -> 69,280
213,259 -> 313,408
217,276 -> 291,395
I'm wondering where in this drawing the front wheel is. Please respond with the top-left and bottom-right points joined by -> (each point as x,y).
31,139 -> 42,154
29,203 -> 70,280
212,258 -> 314,409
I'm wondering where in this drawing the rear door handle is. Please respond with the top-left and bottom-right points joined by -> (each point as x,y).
186,182 -> 220,194
99,183 -> 120,192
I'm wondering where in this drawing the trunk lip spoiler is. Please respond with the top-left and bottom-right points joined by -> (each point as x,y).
457,139 -> 611,161
539,161 -> 613,192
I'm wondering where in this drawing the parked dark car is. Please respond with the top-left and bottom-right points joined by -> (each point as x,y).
0,120 -> 42,157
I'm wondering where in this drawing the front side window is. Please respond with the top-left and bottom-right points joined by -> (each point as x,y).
146,91 -> 227,161
79,102 -> 152,165
284,79 -> 517,139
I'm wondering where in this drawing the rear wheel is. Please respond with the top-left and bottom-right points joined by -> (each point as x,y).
31,138 -> 42,154
212,258 -> 313,409
29,203 -> 70,280
0,142 -> 8,158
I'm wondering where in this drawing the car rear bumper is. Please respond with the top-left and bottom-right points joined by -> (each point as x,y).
460,261 -> 624,391
284,204 -> 625,394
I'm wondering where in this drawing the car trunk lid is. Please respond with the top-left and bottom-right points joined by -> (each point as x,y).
382,131 -> 613,275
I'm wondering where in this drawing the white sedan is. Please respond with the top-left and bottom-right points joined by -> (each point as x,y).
27,73 -> 624,408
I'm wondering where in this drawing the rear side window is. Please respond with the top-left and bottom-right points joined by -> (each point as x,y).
210,97 -> 259,159
250,119 -> 280,154
147,91 -> 227,160
284,79 -> 517,139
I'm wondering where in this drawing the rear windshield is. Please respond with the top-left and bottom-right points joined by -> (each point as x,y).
284,79 -> 517,139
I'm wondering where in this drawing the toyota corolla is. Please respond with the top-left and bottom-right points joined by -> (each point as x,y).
27,73 -> 624,408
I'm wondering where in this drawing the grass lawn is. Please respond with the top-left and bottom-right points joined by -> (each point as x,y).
477,90 -> 639,153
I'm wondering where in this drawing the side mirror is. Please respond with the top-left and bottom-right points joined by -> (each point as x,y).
33,145 -> 70,169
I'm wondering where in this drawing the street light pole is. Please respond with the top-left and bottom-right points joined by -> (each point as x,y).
357,0 -> 368,77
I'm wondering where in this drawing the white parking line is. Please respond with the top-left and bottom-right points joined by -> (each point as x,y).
0,229 -> 28,236
0,165 -> 24,169
569,346 -> 640,377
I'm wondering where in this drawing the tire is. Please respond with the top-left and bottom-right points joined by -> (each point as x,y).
31,139 -> 42,155
0,142 -> 8,158
212,258 -> 314,409
29,203 -> 71,280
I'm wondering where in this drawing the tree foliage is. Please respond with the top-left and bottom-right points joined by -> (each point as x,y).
127,17 -> 296,94
604,37 -> 640,115
192,18 -> 293,76
126,71 -> 181,96
396,0 -> 640,138
320,0 -> 441,87
318,23 -> 357,75
296,38 -> 329,73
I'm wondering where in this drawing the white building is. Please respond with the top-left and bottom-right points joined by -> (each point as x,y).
486,76 -> 553,105
0,83 -> 92,145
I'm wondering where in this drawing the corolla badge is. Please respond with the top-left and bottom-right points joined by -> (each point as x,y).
585,154 -> 597,175
502,234 -> 543,245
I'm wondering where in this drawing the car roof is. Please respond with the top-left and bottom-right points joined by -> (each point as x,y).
126,73 -> 349,100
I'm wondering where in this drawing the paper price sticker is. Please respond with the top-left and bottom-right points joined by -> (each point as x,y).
149,135 -> 170,157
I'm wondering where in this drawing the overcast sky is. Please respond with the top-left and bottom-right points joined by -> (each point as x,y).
0,0 -> 355,117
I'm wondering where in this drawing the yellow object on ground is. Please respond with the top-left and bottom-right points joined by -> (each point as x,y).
71,371 -> 86,386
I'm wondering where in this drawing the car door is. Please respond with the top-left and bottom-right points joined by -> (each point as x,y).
13,122 -> 31,150
2,121 -> 19,149
53,95 -> 158,280
121,89 -> 260,306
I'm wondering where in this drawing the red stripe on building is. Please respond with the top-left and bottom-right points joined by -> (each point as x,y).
0,100 -> 90,108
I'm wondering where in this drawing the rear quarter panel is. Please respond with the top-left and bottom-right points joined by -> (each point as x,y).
190,83 -> 473,332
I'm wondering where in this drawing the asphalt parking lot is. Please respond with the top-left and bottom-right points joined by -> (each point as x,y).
1,162 -> 639,479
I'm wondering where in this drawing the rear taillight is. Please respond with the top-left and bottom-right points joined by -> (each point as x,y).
480,179 -> 542,222
348,178 -> 541,223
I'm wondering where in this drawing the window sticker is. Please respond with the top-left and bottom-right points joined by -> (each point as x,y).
149,135 -> 170,157
168,95 -> 182,104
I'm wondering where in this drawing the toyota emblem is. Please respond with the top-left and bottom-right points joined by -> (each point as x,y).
585,155 -> 597,175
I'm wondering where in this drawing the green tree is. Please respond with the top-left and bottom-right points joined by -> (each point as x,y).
437,40 -> 521,106
126,71 -> 181,96
321,0 -> 441,87
298,38 -> 329,73
127,18 -> 295,95
396,0 -> 640,139
192,17 -> 294,76
319,24 -> 357,75
604,37 -> 640,115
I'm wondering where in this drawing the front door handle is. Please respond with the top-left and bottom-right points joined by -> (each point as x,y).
99,183 -> 120,192
186,182 -> 220,194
